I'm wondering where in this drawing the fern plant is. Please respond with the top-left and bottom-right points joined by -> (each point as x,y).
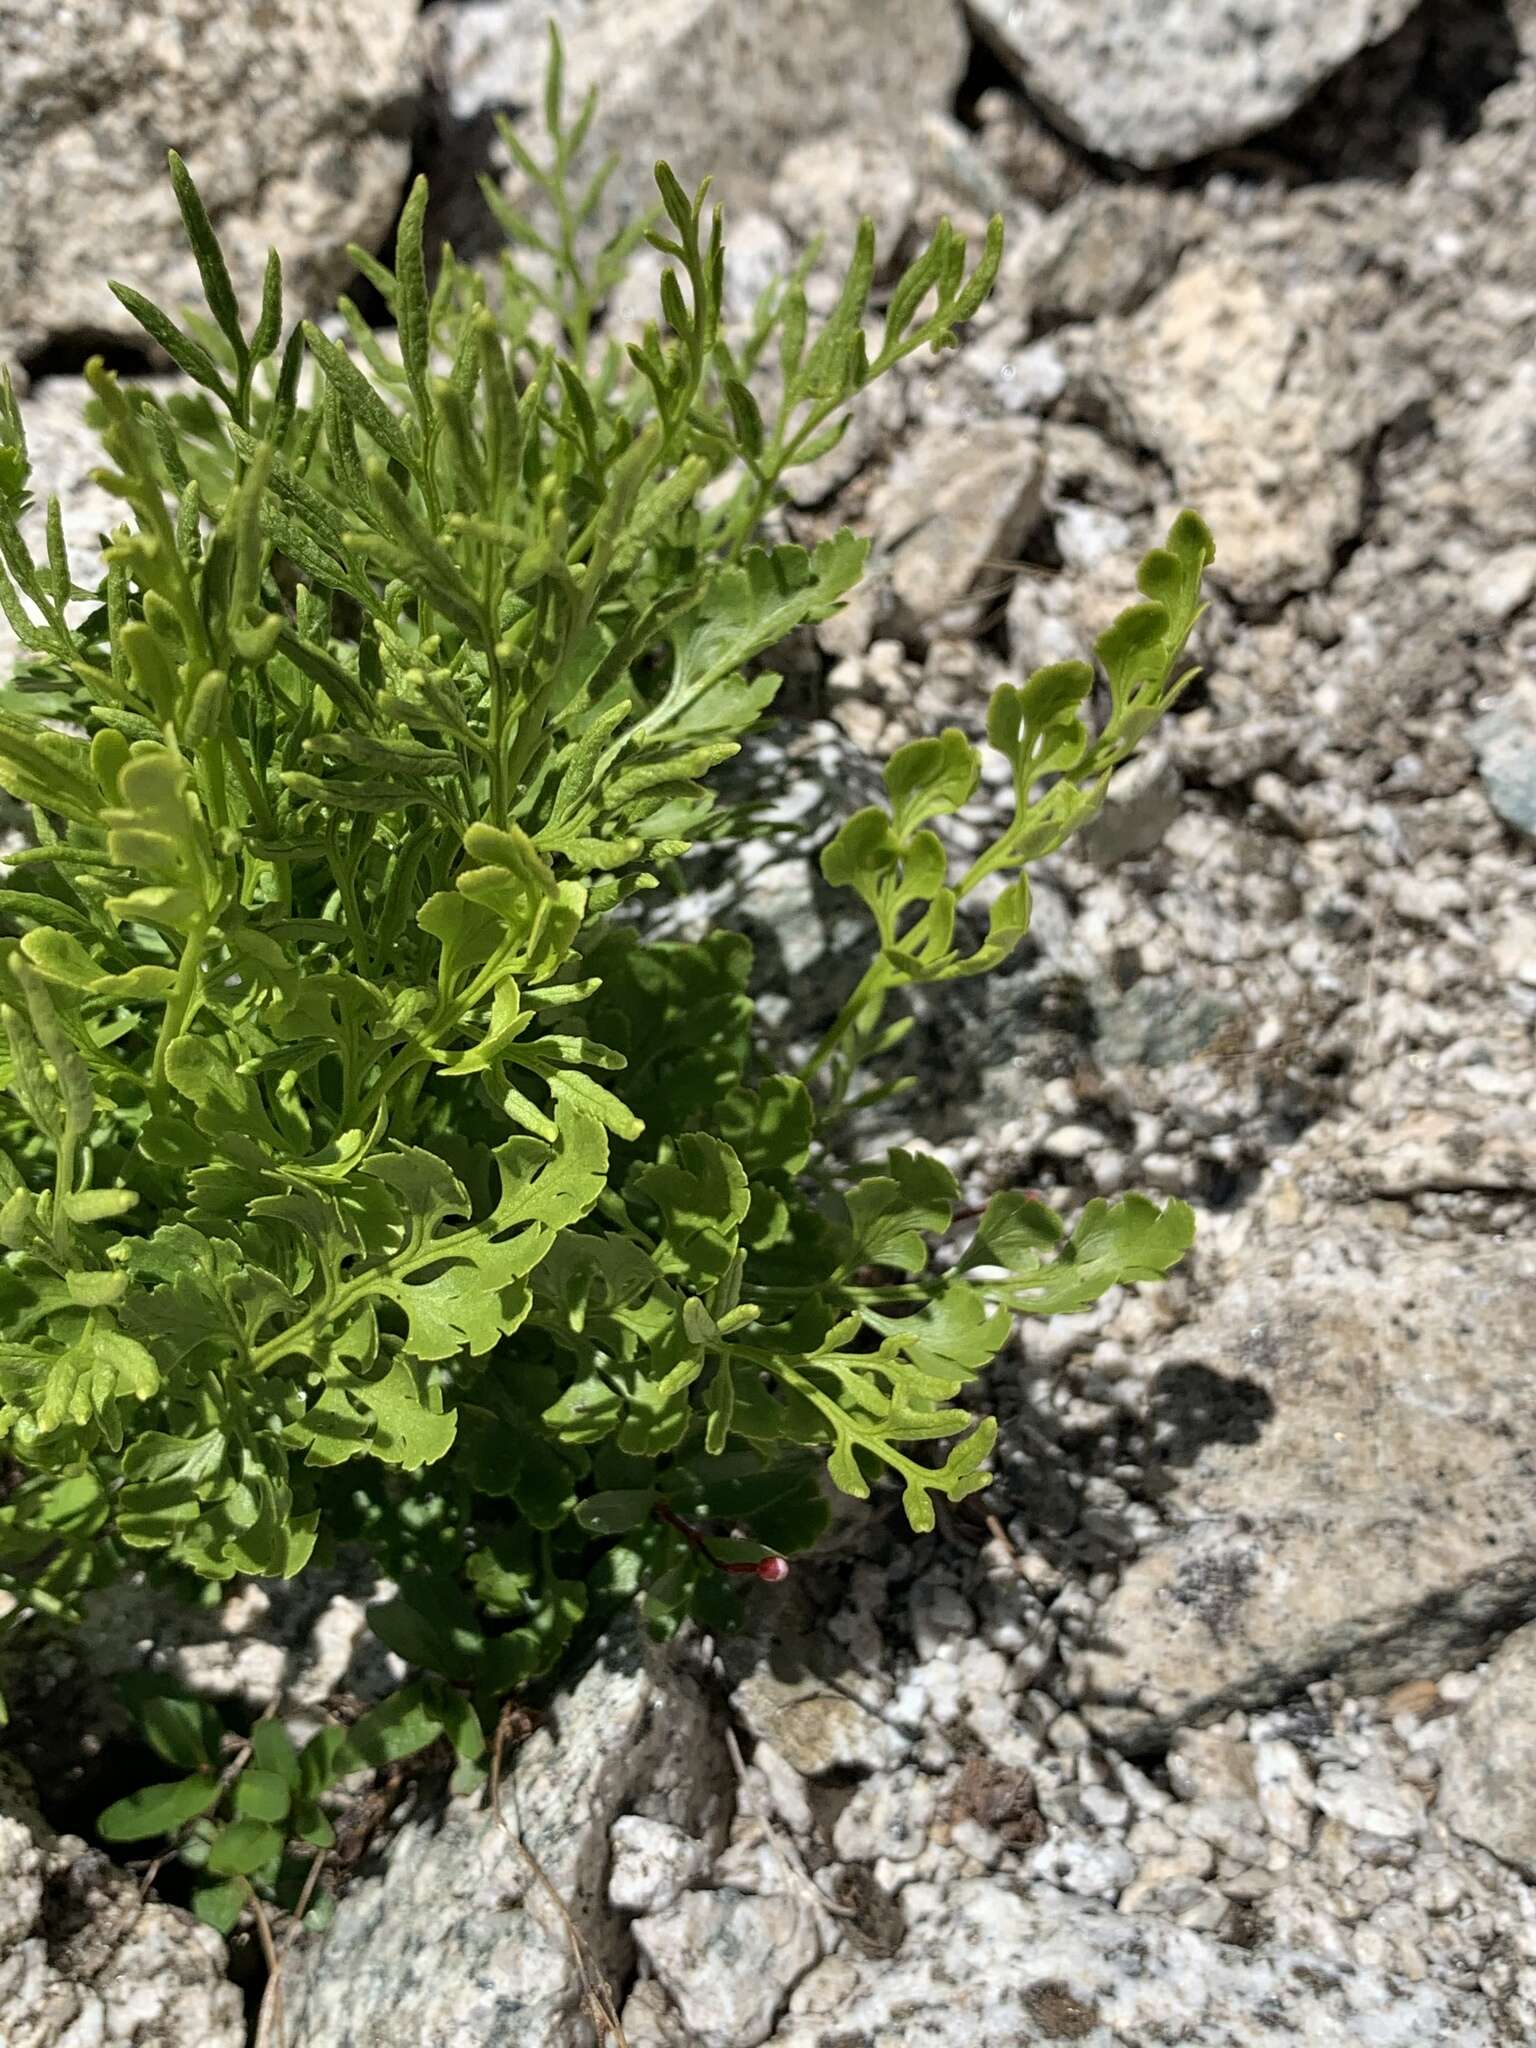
0,28 -> 1211,1733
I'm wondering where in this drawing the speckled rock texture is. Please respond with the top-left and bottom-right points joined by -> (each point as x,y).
0,0 -> 418,372
280,1622 -> 732,2048
1069,1212 -> 1536,1748
1439,1623 -> 1536,1878
1082,249 -> 1375,606
966,0 -> 1422,168
0,1758 -> 244,2048
772,1878 -> 1505,2044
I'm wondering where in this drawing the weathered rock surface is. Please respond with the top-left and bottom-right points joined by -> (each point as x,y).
867,418 -> 1043,639
729,1656 -> 910,1780
427,0 -> 967,226
770,131 -> 919,277
0,1758 -> 244,2048
634,1886 -> 821,2048
608,1815 -> 712,1916
1030,186 -> 1205,329
282,1624 -> 731,2048
1079,745 -> 1183,867
8,3 -> 1536,2040
772,1877 -> 1502,2044
1439,1623 -> 1536,1877
966,0 -> 1423,169
1071,1212 -> 1536,1748
1469,680 -> 1536,841
0,0 -> 418,370
1085,251 -> 1371,606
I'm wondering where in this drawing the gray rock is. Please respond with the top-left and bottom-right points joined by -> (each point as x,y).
1079,746 -> 1183,867
1088,976 -> 1237,1069
1253,1738 -> 1316,1853
0,0 -> 417,370
1026,1831 -> 1138,1899
729,1662 -> 909,1780
1166,1727 -> 1257,1807
959,332 -> 1069,421
770,132 -> 918,277
73,1552 -> 403,1718
721,212 -> 798,328
3,1548 -> 403,1810
1472,545 -> 1536,626
912,110 -> 1019,221
283,1624 -> 731,2048
1071,1214 -> 1536,1749
1312,1763 -> 1425,1842
0,1759 -> 243,2048
431,0 -> 967,228
966,0 -> 1422,171
1351,1101 -> 1536,1200
869,418 -> 1044,640
1469,681 -> 1536,840
786,352 -> 910,515
608,1816 -> 710,1915
1452,354 -> 1536,550
1439,1622 -> 1536,1877
1031,187 -> 1202,329
773,1876 -> 1501,2044
832,1768 -> 939,1866
420,0 -> 591,123
1086,251 -> 1370,606
634,1886 -> 821,2048
622,1978 -> 696,2047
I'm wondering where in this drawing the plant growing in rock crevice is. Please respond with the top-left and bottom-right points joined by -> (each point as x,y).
0,28 -> 1210,1764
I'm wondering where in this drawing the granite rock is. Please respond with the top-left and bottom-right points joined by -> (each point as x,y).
0,1759 -> 243,2048
1086,251 -> 1370,607
1071,1215 -> 1536,1748
772,1876 -> 1502,2044
965,0 -> 1422,170
729,1662 -> 909,1780
2,1546 -> 403,1816
1030,186 -> 1204,329
1079,746 -> 1183,867
1438,1622 -> 1536,1877
1469,681 -> 1536,840
770,132 -> 918,278
282,1624 -> 731,2048
0,0 -> 417,370
634,1886 -> 821,2048
868,418 -> 1043,640
608,1816 -> 711,1916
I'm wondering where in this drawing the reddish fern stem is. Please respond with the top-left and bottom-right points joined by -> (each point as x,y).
653,1502 -> 789,1583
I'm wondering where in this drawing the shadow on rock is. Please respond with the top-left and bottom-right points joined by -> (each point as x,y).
1185,0 -> 1521,187
1144,1361 -> 1276,1478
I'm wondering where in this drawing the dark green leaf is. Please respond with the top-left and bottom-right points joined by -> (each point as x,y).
193,1878 -> 247,1934
99,1774 -> 218,1842
234,1768 -> 292,1824
206,1817 -> 285,1876
117,1673 -> 223,1772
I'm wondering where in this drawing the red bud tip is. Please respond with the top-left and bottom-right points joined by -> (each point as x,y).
756,1555 -> 790,1583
